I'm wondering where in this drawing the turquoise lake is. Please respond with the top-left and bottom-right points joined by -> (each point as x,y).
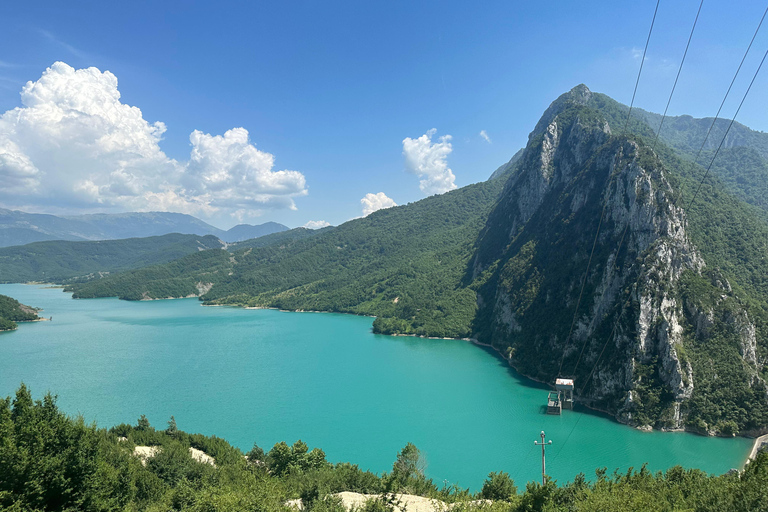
0,283 -> 752,490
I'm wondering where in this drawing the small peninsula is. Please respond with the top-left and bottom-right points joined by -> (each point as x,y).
0,294 -> 42,331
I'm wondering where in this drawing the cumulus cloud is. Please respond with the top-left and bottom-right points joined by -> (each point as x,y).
479,130 -> 491,143
402,128 -> 456,195
361,192 -> 397,216
303,220 -> 331,229
0,62 -> 307,220
185,127 -> 307,210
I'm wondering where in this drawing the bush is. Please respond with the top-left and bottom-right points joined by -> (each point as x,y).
480,471 -> 517,501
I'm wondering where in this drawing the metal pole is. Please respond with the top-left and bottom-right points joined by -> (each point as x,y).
534,430 -> 552,485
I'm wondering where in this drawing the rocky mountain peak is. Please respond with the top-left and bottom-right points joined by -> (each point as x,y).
528,84 -> 595,143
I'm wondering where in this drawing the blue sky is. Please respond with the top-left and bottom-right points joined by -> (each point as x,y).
1,0 -> 766,229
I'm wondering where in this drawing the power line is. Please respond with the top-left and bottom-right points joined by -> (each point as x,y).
557,0 -> 661,377
679,5 -> 768,211
556,14 -> 768,460
574,41 -> 768,416
552,3 -> 768,463
574,2 -> 768,377
647,0 -> 704,154
570,0 -> 703,377
620,0 -> 661,138
687,47 -> 768,210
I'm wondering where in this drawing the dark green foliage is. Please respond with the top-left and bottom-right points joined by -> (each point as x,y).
266,440 -> 330,476
0,294 -> 40,331
247,442 -> 265,463
480,471 -> 517,501
167,416 -> 177,436
70,179 -> 505,338
391,442 -> 425,483
386,442 -> 438,495
3,385 -> 768,511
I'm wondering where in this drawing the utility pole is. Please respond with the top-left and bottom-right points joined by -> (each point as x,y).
534,431 -> 552,485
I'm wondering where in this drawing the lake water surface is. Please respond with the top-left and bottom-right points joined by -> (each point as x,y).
0,284 -> 752,489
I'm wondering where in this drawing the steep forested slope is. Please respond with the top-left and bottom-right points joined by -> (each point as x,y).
72,180 -> 505,337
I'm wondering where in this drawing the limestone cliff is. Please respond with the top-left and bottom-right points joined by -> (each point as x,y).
471,86 -> 767,432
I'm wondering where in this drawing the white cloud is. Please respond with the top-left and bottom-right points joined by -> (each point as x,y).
0,62 -> 307,220
303,220 -> 331,229
361,192 -> 397,216
185,127 -> 307,210
402,128 -> 456,195
479,130 -> 491,144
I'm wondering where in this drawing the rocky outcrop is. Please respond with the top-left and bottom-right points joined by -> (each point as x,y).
471,85 -> 764,431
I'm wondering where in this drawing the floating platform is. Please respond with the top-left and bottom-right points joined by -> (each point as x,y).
547,391 -> 561,415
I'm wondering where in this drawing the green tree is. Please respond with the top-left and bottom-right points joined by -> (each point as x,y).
247,442 -> 265,463
479,471 -> 517,501
392,442 -> 425,482
167,415 -> 177,435
137,414 -> 151,431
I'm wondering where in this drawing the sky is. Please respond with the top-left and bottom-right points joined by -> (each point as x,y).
1,0 -> 767,230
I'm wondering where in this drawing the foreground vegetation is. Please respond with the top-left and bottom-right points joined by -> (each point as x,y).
1,385 -> 768,512
0,294 -> 40,331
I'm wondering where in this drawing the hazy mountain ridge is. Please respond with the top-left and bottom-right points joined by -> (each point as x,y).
0,209 -> 288,247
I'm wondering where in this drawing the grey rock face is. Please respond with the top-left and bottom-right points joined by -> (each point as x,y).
473,87 -> 764,430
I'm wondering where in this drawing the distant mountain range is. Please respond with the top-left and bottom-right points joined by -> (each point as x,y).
0,209 -> 288,247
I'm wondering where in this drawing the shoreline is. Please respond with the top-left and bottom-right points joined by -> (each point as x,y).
7,285 -> 760,467
746,434 -> 768,465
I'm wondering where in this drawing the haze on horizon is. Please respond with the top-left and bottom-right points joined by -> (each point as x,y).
0,0 -> 766,230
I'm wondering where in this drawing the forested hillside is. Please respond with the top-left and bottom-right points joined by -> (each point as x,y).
2,385 -> 768,512
0,234 -> 225,284
71,181 -> 505,338
0,294 -> 40,331
638,107 -> 768,219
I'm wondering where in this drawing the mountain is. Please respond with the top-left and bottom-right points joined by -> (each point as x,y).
64,211 -> 226,239
636,110 -> 768,218
0,234 -> 225,284
223,222 -> 291,242
48,85 -> 768,433
0,209 -> 288,247
472,85 -> 768,434
0,294 -> 41,331
69,181 -> 504,338
0,208 -> 105,246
